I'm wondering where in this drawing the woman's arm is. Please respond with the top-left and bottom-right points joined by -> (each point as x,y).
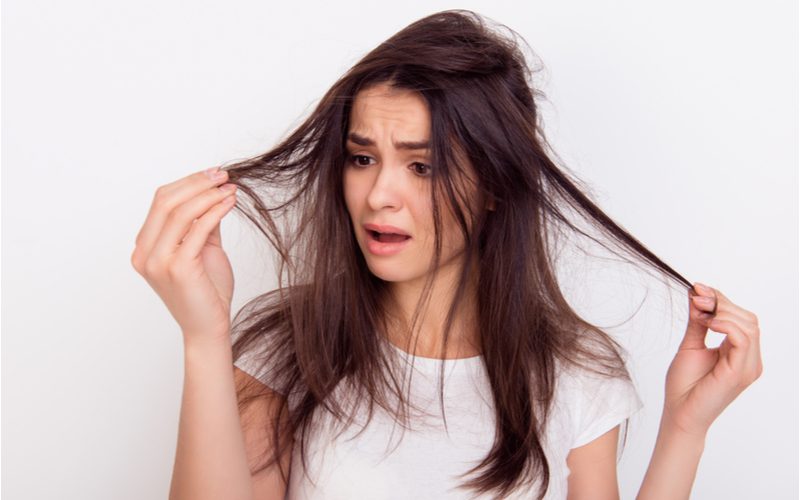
636,413 -> 705,499
169,336 -> 255,500
566,425 -> 622,500
566,419 -> 706,500
131,166 -> 292,499
637,283 -> 762,499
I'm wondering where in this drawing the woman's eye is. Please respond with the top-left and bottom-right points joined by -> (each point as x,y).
347,155 -> 430,176
348,155 -> 373,167
411,162 -> 431,177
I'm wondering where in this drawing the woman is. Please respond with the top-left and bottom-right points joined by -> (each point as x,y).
131,10 -> 762,500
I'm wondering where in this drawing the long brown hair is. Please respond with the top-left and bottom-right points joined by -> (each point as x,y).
225,9 -> 692,499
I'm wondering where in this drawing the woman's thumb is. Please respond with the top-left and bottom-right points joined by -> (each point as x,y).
206,222 -> 222,247
680,284 -> 714,350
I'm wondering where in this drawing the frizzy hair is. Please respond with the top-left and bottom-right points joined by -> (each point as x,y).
223,9 -> 692,500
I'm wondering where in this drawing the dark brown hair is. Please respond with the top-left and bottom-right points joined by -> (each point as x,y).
224,9 -> 692,499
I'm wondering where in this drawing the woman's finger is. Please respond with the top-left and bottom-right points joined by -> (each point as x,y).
691,295 -> 756,330
149,183 -> 238,264
682,288 -> 713,350
134,167 -> 229,257
691,283 -> 758,330
206,212 -> 224,248
707,318 -> 752,375
691,282 -> 719,314
712,288 -> 759,328
175,194 -> 237,260
690,294 -> 717,314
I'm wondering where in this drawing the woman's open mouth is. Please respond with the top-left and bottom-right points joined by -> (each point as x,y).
365,229 -> 412,256
367,230 -> 411,243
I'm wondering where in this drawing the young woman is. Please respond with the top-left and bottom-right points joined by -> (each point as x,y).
131,10 -> 763,500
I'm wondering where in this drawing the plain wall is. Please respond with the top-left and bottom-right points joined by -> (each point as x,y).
2,1 -> 797,498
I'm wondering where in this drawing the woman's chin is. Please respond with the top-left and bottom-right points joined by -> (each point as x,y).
365,262 -> 416,283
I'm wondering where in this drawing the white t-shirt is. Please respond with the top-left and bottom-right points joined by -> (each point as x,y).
234,340 -> 643,499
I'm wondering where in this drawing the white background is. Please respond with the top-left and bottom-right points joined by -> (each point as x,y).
2,1 -> 797,498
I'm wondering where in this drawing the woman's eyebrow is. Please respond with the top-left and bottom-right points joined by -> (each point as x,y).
347,132 -> 430,151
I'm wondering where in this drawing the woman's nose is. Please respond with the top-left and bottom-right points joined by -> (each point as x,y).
366,162 -> 404,211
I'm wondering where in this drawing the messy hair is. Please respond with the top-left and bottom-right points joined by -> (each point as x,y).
224,9 -> 691,499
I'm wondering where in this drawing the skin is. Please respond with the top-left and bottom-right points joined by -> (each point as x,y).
567,284 -> 763,499
133,84 -> 762,500
339,83 -> 764,498
131,167 -> 239,344
342,82 -> 484,359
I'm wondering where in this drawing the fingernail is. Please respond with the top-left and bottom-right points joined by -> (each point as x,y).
205,167 -> 226,180
693,296 -> 714,306
694,282 -> 713,294
219,183 -> 237,192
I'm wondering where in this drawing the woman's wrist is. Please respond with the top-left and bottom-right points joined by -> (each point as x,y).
657,416 -> 706,455
659,404 -> 710,443
182,329 -> 233,355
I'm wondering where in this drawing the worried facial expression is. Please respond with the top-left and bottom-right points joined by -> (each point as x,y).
342,83 -> 481,286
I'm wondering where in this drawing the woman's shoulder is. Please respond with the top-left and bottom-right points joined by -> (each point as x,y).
554,357 -> 639,399
551,357 -> 644,448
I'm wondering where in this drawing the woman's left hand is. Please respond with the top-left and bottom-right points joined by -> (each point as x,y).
662,283 -> 763,438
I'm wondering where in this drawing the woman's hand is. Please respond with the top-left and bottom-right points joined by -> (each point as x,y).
661,282 -> 763,437
131,166 -> 239,345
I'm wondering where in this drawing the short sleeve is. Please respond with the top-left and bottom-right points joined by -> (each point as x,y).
569,370 -> 644,449
231,326 -> 292,398
233,347 -> 288,396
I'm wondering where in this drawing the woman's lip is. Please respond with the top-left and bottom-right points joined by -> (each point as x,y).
365,230 -> 412,256
363,223 -> 411,237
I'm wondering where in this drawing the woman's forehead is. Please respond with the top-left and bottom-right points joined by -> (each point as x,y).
347,83 -> 481,188
348,85 -> 430,138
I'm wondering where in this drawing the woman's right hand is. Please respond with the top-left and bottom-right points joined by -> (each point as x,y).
131,166 -> 239,345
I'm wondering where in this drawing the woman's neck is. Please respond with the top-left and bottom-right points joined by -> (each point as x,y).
383,258 -> 481,359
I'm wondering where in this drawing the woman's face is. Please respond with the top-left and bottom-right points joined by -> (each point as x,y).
343,83 -> 479,287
